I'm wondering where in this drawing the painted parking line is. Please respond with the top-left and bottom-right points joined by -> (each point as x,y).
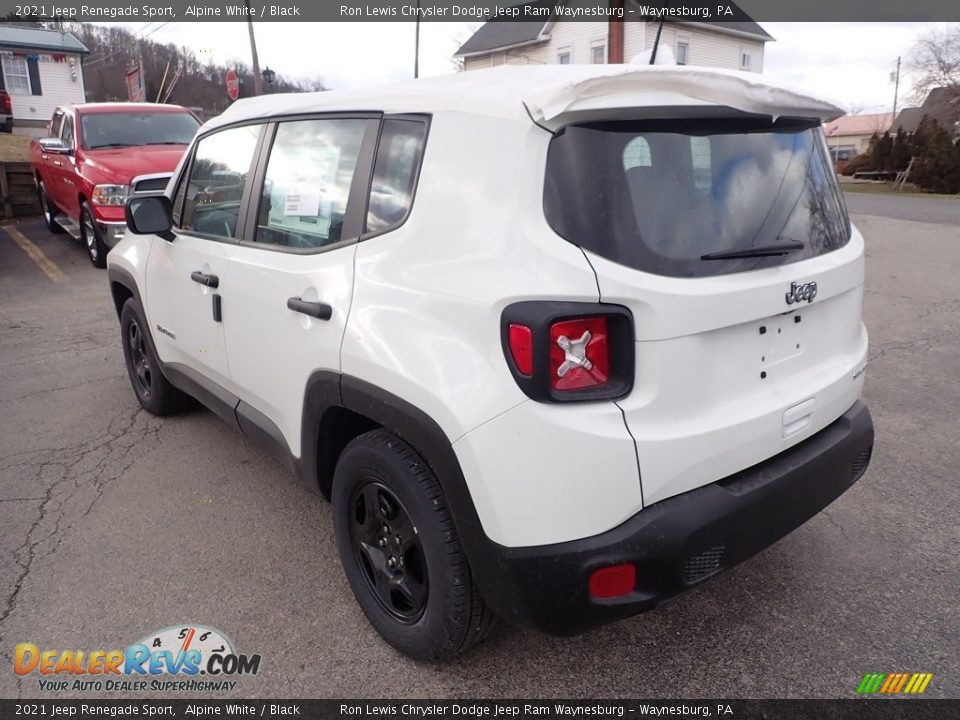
1,223 -> 65,283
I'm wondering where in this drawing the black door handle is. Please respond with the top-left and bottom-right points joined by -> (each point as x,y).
190,271 -> 219,288
287,297 -> 332,321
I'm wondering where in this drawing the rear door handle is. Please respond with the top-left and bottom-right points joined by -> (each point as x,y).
190,271 -> 219,288
286,297 -> 332,321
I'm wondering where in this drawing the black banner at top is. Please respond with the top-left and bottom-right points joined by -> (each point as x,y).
1,0 -> 960,22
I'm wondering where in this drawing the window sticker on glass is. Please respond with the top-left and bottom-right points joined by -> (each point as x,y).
257,119 -> 364,249
284,176 -> 323,217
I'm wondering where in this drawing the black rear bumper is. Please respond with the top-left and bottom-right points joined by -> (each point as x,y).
476,401 -> 874,636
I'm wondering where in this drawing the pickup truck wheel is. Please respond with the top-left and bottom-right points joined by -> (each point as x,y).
80,203 -> 108,269
332,429 -> 494,661
119,298 -> 189,416
38,182 -> 64,234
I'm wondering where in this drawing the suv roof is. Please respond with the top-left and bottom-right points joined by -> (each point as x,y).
69,102 -> 193,115
203,64 -> 844,134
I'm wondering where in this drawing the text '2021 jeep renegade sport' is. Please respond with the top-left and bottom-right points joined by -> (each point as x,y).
107,63 -> 874,660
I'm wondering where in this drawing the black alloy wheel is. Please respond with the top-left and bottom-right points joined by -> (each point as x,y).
348,479 -> 429,622
127,317 -> 153,400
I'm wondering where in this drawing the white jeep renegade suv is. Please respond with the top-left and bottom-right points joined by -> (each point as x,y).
108,63 -> 874,660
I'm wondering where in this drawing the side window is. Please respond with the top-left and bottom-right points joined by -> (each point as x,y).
255,118 -> 367,249
365,119 -> 427,235
60,115 -> 74,149
179,124 -> 263,239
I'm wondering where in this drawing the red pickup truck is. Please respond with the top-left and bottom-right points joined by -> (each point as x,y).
30,103 -> 200,267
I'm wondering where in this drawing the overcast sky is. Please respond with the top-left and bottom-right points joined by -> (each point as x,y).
110,21 -> 952,115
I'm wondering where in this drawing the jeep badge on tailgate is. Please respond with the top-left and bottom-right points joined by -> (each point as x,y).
786,281 -> 818,305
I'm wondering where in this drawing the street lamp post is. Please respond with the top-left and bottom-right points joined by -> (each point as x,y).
262,66 -> 275,92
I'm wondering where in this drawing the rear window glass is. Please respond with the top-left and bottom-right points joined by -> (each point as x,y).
544,118 -> 851,278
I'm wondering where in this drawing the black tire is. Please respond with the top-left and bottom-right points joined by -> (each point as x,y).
80,203 -> 108,269
38,181 -> 64,234
119,298 -> 189,416
332,429 -> 494,661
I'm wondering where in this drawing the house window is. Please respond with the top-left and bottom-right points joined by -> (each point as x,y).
676,40 -> 689,65
740,50 -> 751,70
557,49 -> 571,65
2,56 -> 31,94
622,137 -> 652,169
591,44 -> 606,64
690,136 -> 711,191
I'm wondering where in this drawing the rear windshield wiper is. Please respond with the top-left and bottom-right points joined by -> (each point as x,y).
701,240 -> 805,261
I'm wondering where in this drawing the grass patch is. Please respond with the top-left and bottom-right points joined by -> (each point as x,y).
0,133 -> 33,162
841,181 -> 960,200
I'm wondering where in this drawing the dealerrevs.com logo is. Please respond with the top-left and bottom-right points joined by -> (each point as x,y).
14,625 -> 261,693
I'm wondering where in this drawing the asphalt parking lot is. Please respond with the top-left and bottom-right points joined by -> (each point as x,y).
1,206 -> 958,699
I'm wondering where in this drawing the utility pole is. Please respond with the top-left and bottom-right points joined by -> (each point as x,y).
414,0 -> 420,78
891,56 -> 901,118
245,0 -> 264,96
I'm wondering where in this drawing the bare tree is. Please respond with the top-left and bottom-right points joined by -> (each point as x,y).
906,26 -> 960,102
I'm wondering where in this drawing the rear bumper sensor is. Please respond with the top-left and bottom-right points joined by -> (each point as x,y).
473,401 -> 874,637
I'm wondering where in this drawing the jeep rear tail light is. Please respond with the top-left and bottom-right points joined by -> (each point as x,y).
549,317 -> 610,391
507,323 -> 534,376
500,302 -> 634,403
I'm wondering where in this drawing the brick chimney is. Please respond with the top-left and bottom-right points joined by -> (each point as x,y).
608,0 -> 625,63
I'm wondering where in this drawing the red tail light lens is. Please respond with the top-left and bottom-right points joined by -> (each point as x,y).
588,564 -> 636,599
549,317 -> 610,391
0,92 -> 11,115
507,323 -> 534,376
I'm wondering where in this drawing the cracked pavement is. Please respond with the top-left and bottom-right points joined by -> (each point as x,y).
0,211 -> 958,699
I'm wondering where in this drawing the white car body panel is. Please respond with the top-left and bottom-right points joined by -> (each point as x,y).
223,243 -> 357,457
341,114 -> 598,443
145,233 -> 235,389
592,226 -> 867,506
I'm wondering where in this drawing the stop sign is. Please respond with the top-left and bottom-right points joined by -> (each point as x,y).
226,69 -> 239,101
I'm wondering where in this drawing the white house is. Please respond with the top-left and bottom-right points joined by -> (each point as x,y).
0,25 -> 88,135
456,2 -> 772,73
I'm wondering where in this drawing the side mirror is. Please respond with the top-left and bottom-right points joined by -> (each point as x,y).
125,195 -> 174,241
38,137 -> 69,154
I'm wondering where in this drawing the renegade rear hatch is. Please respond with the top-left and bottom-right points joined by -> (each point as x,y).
543,114 -> 868,506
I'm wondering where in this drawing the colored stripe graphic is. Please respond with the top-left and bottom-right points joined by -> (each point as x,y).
857,672 -> 933,694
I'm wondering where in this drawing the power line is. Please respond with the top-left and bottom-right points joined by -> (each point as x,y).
84,23 -> 171,69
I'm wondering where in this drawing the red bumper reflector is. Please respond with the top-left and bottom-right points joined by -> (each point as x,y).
588,563 -> 636,599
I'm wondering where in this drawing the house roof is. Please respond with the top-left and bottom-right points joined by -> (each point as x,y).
824,113 -> 894,138
204,64 -> 843,135
891,87 -> 960,134
0,24 -> 88,55
454,1 -> 771,57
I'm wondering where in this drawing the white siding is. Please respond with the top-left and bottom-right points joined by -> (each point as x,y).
6,52 -> 85,126
462,22 -> 764,73
642,24 -> 764,72
464,21 -> 609,69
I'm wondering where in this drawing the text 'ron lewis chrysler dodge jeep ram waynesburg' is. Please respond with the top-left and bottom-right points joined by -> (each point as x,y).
31,102 -> 200,268
107,62 -> 874,660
